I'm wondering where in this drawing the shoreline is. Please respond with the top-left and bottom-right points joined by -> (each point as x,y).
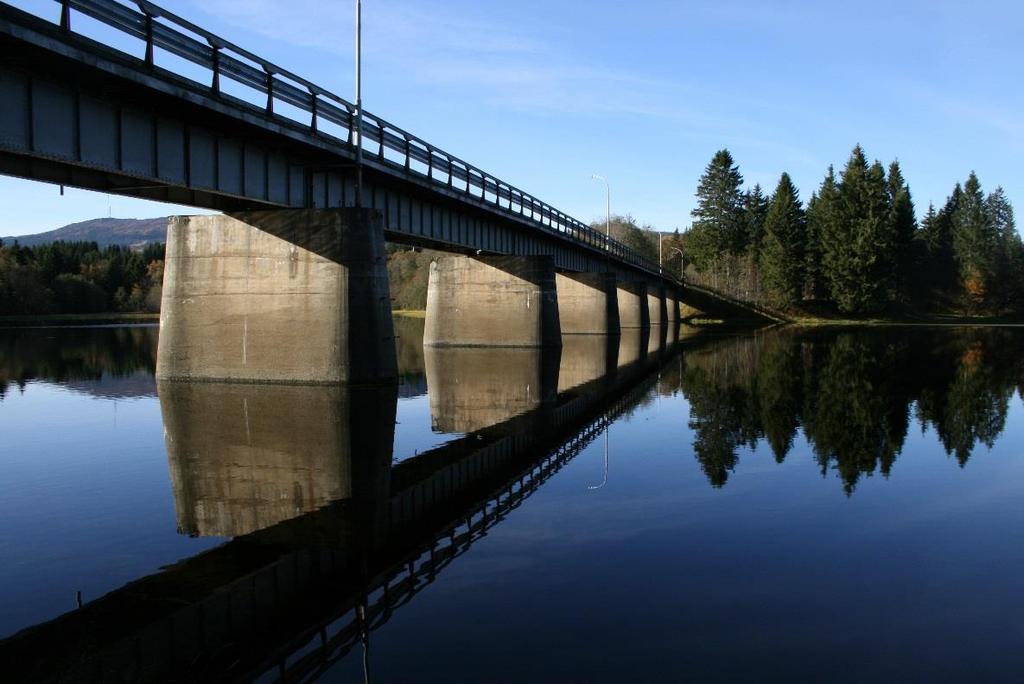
1,309 -> 1019,329
0,313 -> 160,328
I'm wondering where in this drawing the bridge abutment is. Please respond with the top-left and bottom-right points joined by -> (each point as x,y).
424,255 -> 561,347
616,281 -> 650,329
555,272 -> 620,335
156,208 -> 396,384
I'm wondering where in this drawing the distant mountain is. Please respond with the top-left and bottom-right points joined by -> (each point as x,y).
1,217 -> 170,248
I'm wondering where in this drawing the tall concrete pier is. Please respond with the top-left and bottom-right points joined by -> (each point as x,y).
555,272 -> 620,336
647,284 -> 668,328
424,255 -> 561,347
156,209 -> 396,384
666,289 -> 680,326
616,281 -> 651,330
665,289 -> 680,343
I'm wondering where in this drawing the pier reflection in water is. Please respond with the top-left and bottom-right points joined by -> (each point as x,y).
161,382 -> 397,538
424,347 -> 560,434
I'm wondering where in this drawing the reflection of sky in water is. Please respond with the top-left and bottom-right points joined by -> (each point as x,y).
0,381 -> 224,637
393,393 -> 463,464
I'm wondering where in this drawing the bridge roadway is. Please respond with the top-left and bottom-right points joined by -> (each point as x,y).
0,328 -> 708,683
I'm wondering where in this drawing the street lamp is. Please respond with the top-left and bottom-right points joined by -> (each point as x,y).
591,174 -> 610,250
670,247 -> 685,279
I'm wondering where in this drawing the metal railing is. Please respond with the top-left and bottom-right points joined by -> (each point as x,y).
45,0 -> 671,278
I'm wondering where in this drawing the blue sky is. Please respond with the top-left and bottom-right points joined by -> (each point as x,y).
2,0 -> 1021,236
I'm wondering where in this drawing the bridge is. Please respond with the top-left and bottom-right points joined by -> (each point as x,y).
0,324 -> 701,682
0,0 -> 771,383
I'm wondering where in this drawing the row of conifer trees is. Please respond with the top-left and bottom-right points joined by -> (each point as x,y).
676,146 -> 1022,315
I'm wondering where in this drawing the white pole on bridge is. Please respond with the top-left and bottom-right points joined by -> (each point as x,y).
355,0 -> 363,208
591,174 -> 610,251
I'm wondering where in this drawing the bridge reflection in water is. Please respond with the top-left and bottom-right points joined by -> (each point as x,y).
0,322 -> 692,683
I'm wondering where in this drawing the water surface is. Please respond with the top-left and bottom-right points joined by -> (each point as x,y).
2,323 -> 1023,681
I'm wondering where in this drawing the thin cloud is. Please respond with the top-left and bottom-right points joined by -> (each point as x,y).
184,0 -> 760,134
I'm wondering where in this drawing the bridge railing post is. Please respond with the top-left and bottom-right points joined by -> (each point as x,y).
308,88 -> 317,133
140,6 -> 156,68
264,69 -> 275,115
209,43 -> 223,95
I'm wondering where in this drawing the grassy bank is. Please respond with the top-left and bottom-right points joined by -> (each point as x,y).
392,309 -> 426,319
789,313 -> 1024,327
0,312 -> 159,327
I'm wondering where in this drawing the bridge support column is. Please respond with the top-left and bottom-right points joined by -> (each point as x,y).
665,289 -> 680,342
616,281 -> 650,329
156,209 -> 396,384
424,255 -> 561,347
647,284 -> 668,328
555,272 -> 620,335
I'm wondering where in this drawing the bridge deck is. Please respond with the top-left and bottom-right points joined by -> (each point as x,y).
0,0 -> 676,283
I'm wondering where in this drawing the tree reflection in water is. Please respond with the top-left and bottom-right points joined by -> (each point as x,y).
679,327 -> 1024,493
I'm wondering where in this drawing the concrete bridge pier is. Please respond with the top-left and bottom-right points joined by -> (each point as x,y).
156,209 -> 396,384
616,281 -> 650,330
555,272 -> 620,335
424,255 -> 561,347
666,289 -> 680,326
665,289 -> 680,342
647,284 -> 668,329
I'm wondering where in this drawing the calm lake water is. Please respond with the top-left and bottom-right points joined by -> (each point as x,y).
1,322 -> 1023,681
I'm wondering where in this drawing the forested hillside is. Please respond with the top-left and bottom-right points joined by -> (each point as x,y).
2,217 -> 169,248
0,240 -> 164,315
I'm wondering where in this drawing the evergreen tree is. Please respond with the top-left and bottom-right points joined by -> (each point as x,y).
951,172 -> 996,309
760,172 -> 806,307
805,166 -> 838,300
887,161 -> 916,302
985,187 -> 1016,310
917,203 -> 940,255
930,184 -> 962,292
868,160 -> 896,301
691,149 -> 746,259
741,184 -> 770,260
823,145 -> 891,313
